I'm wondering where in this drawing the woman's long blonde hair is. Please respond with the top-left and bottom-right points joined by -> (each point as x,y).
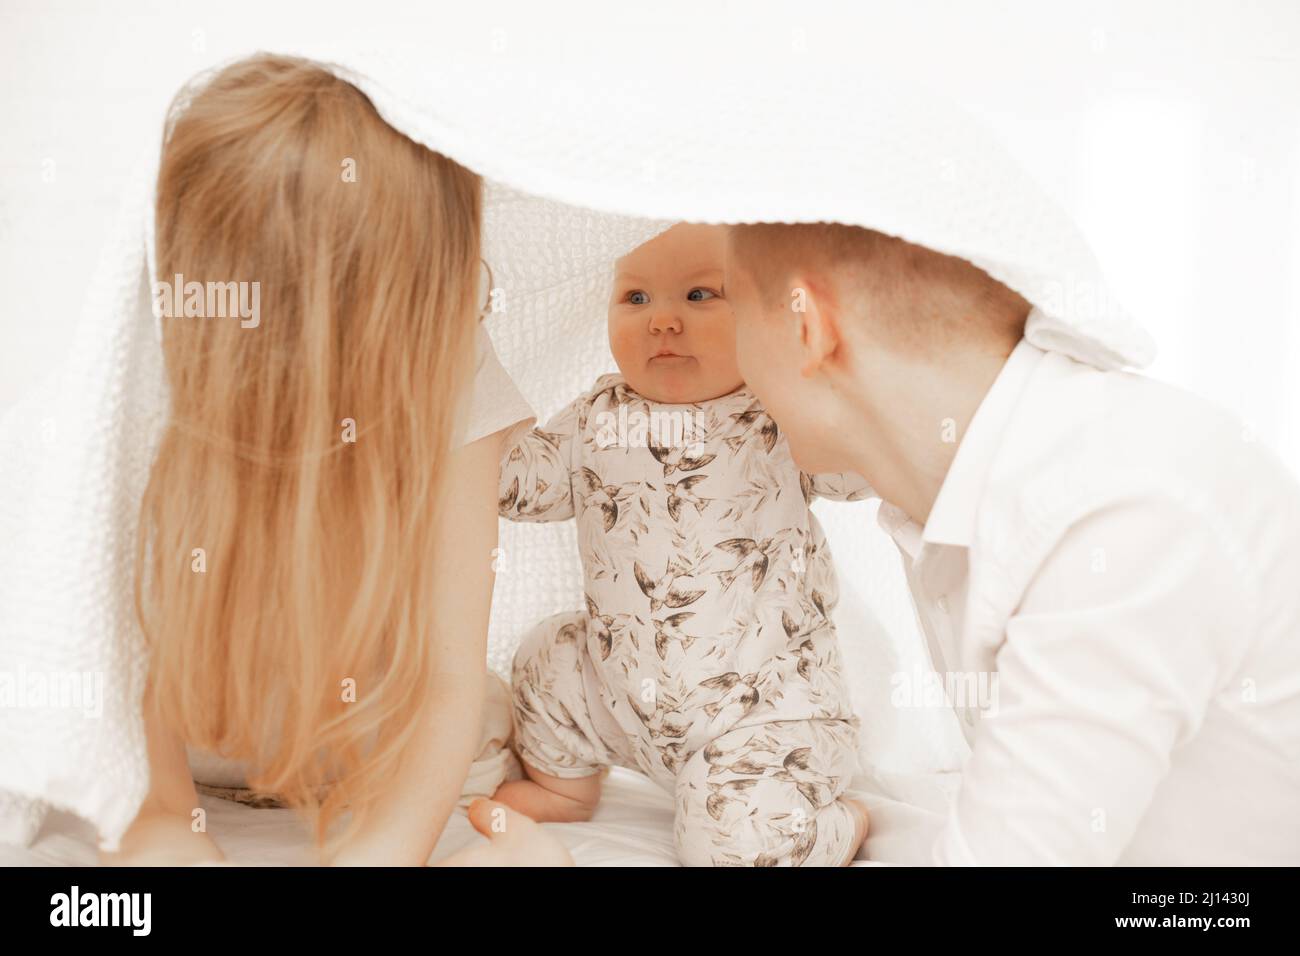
137,54 -> 481,848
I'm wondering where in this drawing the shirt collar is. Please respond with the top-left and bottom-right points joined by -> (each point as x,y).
919,334 -> 1046,550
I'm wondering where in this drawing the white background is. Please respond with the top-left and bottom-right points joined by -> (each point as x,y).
3,0 -> 1297,469
2,0 -> 1298,662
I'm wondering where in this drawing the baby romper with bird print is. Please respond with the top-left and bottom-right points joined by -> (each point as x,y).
499,374 -> 872,866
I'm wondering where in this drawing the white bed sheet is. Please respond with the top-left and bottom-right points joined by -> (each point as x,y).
1,496 -> 962,867
0,766 -> 954,867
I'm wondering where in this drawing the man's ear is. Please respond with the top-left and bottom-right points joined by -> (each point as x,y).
789,272 -> 841,377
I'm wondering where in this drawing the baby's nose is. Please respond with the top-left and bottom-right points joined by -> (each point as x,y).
648,309 -> 683,334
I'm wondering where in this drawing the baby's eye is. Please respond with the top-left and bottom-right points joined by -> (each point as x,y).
687,288 -> 719,302
627,290 -> 649,306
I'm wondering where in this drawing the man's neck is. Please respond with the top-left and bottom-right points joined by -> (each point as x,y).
839,344 -> 1013,526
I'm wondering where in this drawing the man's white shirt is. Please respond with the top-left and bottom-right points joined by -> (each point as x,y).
872,332 -> 1300,865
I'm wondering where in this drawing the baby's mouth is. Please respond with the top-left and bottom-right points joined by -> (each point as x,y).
649,353 -> 694,366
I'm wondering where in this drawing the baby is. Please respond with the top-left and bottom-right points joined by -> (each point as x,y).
493,224 -> 871,866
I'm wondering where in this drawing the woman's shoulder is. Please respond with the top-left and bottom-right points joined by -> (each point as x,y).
461,323 -> 537,447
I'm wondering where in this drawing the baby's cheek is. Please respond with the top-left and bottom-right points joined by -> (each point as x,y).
731,324 -> 760,380
607,315 -> 639,368
717,339 -> 746,391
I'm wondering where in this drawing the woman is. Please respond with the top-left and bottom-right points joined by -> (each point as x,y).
105,54 -> 566,865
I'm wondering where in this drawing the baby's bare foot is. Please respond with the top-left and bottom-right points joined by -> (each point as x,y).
492,777 -> 598,823
845,798 -> 871,864
437,799 -> 573,867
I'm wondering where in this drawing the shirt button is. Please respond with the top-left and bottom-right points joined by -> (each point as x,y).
936,595 -> 949,613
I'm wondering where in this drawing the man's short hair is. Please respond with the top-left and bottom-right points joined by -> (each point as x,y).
726,222 -> 1028,351
727,222 -> 900,296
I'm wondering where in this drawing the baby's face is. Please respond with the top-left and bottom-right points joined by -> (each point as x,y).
608,223 -> 744,404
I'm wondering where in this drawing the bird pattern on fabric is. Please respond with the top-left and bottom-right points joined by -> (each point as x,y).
499,375 -> 871,751
500,376 -> 872,864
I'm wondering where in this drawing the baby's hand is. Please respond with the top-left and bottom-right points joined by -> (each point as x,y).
435,799 -> 574,867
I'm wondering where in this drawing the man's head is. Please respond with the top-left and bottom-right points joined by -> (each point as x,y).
608,223 -> 744,404
723,222 -> 1030,472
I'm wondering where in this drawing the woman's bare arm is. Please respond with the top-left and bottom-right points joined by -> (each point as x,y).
107,426 -> 544,866
324,425 -> 504,866
98,693 -> 226,866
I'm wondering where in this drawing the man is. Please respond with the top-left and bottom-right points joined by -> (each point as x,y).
723,222 -> 1300,865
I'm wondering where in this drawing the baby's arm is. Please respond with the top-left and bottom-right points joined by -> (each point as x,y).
804,470 -> 876,502
498,397 -> 584,522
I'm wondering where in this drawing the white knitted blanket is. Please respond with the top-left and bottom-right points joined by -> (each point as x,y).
0,43 -> 1154,849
